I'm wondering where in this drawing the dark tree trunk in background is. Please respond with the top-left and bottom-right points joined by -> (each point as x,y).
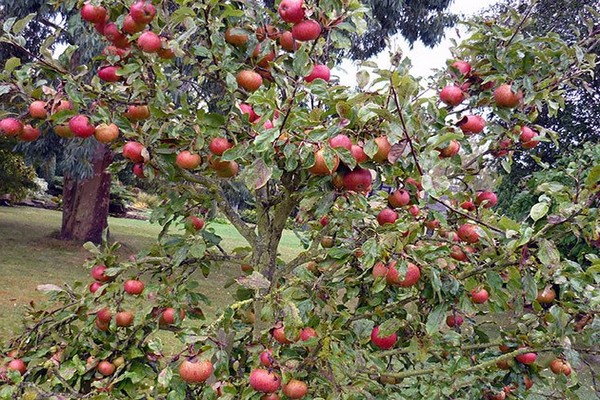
60,144 -> 113,244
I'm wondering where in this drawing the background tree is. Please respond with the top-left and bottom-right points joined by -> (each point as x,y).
0,1 -> 598,399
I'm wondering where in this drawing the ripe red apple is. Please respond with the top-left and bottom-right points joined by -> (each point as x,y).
7,358 -> 26,375
475,191 -> 497,208
305,64 -> 330,83
282,379 -> 308,399
457,223 -> 480,244
211,159 -> 239,178
53,99 -> 72,114
470,288 -> 489,304
81,3 -> 107,23
408,204 -> 420,217
249,369 -> 281,393
69,115 -> 95,138
372,136 -> 391,162
239,103 -> 259,122
28,100 -> 48,119
299,327 -> 317,341
278,0 -> 305,23
122,141 -> 146,163
438,140 -> 460,158
133,163 -> 145,178
372,261 -> 388,279
19,125 -> 41,142
115,311 -> 134,327
520,126 -> 539,149
450,245 -> 468,262
179,359 -> 213,383
259,349 -> 274,367
515,348 -> 537,365
94,19 -> 108,35
176,151 -> 202,169
451,60 -> 471,76
460,200 -> 476,211
261,394 -> 280,400
225,27 -> 249,47
103,23 -> 128,47
328,134 -> 352,150
440,85 -> 465,106
130,1 -> 156,24
446,314 -> 464,327
98,66 -> 121,82
209,137 -> 233,156
371,325 -> 397,349
458,115 -> 486,135
159,308 -> 185,325
91,264 -> 111,282
343,167 -> 372,193
273,326 -> 294,344
236,70 -> 263,92
279,30 -> 296,52
494,84 -> 523,108
124,105 -> 150,120
350,144 -> 368,163
137,31 -> 162,53
189,216 -> 205,231
386,261 -> 420,287
97,307 -> 112,324
292,19 -> 321,41
308,148 -> 339,175
124,279 -> 145,295
0,117 -> 23,137
536,286 -> 556,304
89,281 -> 104,294
389,189 -> 410,208
319,215 -> 329,226
377,208 -> 398,225
94,123 -> 119,143
123,15 -> 146,34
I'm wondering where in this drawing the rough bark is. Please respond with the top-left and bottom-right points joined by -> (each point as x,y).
60,143 -> 113,244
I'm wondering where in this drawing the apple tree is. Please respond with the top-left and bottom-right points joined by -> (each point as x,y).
0,0 -> 599,399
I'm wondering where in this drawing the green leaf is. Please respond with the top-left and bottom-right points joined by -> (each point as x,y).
4,57 -> 21,74
537,239 -> 560,267
521,274 -> 537,303
585,164 -> 600,188
426,304 -> 446,335
356,70 -> 369,89
158,366 -> 173,388
13,13 -> 36,34
292,47 -> 311,77
378,318 -> 403,337
529,202 -> 549,221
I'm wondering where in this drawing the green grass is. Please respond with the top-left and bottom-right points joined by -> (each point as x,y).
0,206 -> 301,337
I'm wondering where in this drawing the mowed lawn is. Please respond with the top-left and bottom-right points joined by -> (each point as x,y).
0,206 -> 302,337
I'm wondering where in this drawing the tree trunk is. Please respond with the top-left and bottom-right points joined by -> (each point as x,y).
60,143 -> 113,244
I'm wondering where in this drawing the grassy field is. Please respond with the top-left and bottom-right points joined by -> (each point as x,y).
0,206 -> 301,337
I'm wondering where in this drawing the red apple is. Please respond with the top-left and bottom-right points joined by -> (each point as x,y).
249,369 -> 281,393
0,118 -> 23,137
189,216 -> 205,231
299,327 -> 317,341
389,189 -> 410,208
386,261 -> 420,287
494,84 -> 523,108
377,208 -> 398,225
342,167 -> 372,193
176,151 -> 202,169
130,1 -> 156,24
370,325 -> 397,350
28,100 -> 48,119
159,308 -> 185,325
137,31 -> 162,53
450,245 -> 468,262
475,191 -> 497,208
81,3 -> 107,24
122,141 -> 146,163
97,307 -> 112,324
457,223 -> 479,244
115,311 -> 134,327
458,115 -> 486,135
7,359 -> 27,375
438,140 -> 460,158
124,279 -> 145,295
236,70 -> 263,92
259,349 -> 274,367
292,19 -> 321,41
209,137 -> 233,156
282,379 -> 308,399
536,286 -> 556,304
440,85 -> 465,106
89,281 -> 104,293
451,60 -> 471,76
239,103 -> 259,122
19,125 -> 41,142
408,204 -> 420,217
350,144 -> 368,163
308,149 -> 339,175
446,314 -> 464,327
279,30 -> 296,52
123,15 -> 146,34
133,163 -> 145,178
520,126 -> 539,149
460,200 -> 476,211
328,134 -> 352,150
124,105 -> 150,120
305,64 -> 330,83
273,326 -> 294,344
103,23 -> 128,47
98,361 -> 116,376
515,348 -> 537,365
372,136 -> 391,162
319,216 -> 329,226
278,0 -> 305,23
91,264 -> 111,282
470,288 -> 489,304
69,115 -> 96,138
225,27 -> 249,47
179,359 -> 213,383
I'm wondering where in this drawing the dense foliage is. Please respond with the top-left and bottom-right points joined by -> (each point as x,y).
0,0 -> 598,399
